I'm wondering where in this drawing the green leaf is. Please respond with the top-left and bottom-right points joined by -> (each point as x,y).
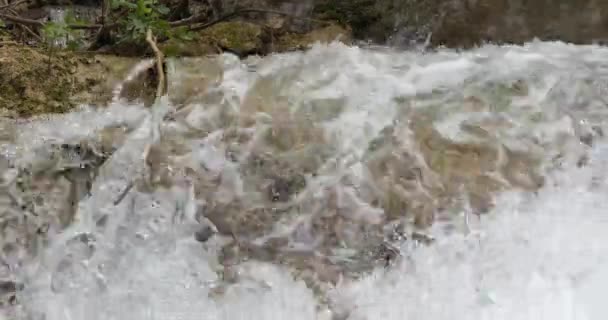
0,20 -> 5,28
121,0 -> 138,9
136,0 -> 148,16
179,30 -> 195,41
155,19 -> 170,30
156,5 -> 170,15
42,22 -> 68,39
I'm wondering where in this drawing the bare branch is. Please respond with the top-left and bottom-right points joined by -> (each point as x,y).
145,28 -> 166,98
0,0 -> 25,12
1,6 -> 44,43
0,13 -> 43,26
18,22 -> 43,42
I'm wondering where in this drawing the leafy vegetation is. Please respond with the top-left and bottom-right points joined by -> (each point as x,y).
111,0 -> 194,44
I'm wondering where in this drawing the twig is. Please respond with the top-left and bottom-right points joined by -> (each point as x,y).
113,181 -> 134,205
18,23 -> 43,42
145,28 -> 166,98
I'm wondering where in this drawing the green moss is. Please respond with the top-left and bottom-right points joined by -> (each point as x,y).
161,37 -> 218,57
274,24 -> 352,52
0,44 -> 102,117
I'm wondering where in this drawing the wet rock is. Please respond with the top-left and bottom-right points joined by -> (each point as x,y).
408,107 -> 544,213
194,225 -> 215,243
0,279 -> 21,308
266,174 -> 305,203
0,280 -> 20,295
273,23 -> 352,52
362,125 -> 443,227
204,201 -> 287,239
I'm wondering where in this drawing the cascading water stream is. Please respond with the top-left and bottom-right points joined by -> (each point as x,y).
2,41 -> 608,320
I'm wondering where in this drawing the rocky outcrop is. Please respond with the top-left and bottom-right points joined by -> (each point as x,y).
431,0 -> 608,47
312,0 -> 608,48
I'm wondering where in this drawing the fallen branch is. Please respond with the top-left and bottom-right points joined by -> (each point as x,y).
145,28 -> 166,98
0,6 -> 44,43
0,13 -> 43,26
18,22 -> 42,42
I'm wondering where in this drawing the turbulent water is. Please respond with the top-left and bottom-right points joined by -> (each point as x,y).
2,41 -> 608,320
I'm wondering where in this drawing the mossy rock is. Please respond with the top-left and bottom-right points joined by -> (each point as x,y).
163,21 -> 351,57
0,43 -> 146,117
274,24 -> 352,52
198,21 -> 265,56
161,37 -> 219,57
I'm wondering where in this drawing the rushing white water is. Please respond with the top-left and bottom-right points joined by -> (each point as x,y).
3,41 -> 608,320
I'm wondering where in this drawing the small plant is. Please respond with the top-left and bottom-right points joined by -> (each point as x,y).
111,0 -> 195,44
41,21 -> 70,72
113,0 -> 164,41
42,21 -> 70,47
64,10 -> 91,50
41,9 -> 89,50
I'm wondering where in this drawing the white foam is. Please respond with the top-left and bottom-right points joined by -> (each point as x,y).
8,41 -> 608,320
331,160 -> 608,320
